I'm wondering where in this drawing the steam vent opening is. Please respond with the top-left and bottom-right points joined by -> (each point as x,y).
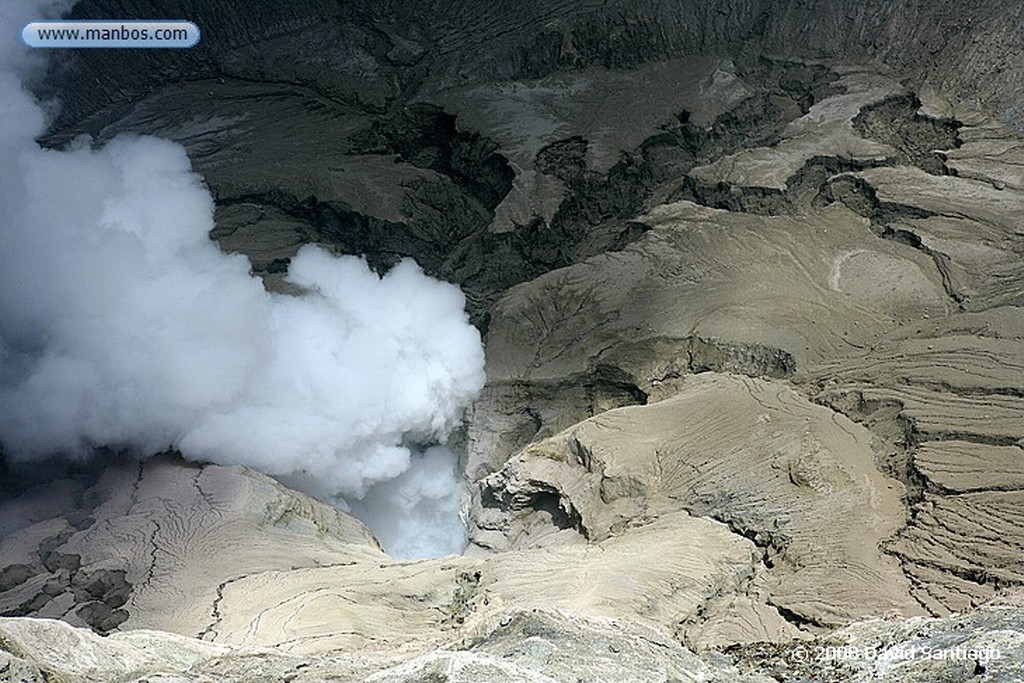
0,15 -> 486,561
343,444 -> 468,560
3,1 -> 1024,680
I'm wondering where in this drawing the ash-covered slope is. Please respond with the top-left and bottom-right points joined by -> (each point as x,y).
2,1 -> 1024,682
33,0 -> 1024,322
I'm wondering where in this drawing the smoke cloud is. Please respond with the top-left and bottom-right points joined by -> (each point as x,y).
0,4 -> 484,558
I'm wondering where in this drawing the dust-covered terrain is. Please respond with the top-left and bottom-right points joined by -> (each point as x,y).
2,1 -> 1023,681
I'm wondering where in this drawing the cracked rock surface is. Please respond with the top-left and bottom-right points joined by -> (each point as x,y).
0,456 -> 379,636
4,0 -> 1024,681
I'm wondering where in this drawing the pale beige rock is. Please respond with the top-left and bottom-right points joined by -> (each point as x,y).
482,200 -> 947,384
914,441 -> 1024,492
2,458 -> 785,659
471,374 -> 921,636
0,616 -> 232,683
946,120 -> 1024,192
5,607 -> 1023,683
809,314 -> 1024,614
852,166 -> 1024,234
688,68 -> 899,190
206,510 -> 768,655
466,73 -> 1024,636
0,610 -> 781,683
0,457 -> 382,636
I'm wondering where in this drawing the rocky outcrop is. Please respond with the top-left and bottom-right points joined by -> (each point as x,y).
732,602 -> 1024,683
466,67 -> 1023,623
3,605 -> 1022,682
472,374 -> 920,638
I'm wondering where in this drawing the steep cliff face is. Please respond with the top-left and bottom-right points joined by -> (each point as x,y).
4,1 -> 1024,681
38,0 -> 1024,133
34,2 -> 1024,317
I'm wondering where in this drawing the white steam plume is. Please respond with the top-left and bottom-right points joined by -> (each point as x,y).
0,4 -> 484,558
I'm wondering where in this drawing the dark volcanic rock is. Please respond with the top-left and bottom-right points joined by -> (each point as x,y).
38,1 -> 1024,135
